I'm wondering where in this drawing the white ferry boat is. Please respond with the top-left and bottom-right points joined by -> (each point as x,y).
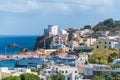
15,56 -> 42,67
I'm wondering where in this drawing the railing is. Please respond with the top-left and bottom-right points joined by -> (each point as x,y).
93,68 -> 120,72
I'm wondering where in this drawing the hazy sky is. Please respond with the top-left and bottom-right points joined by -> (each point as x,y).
0,0 -> 120,35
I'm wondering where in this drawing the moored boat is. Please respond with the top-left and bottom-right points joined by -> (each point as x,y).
15,56 -> 42,68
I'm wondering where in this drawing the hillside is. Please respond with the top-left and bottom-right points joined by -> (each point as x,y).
34,36 -> 53,50
34,18 -> 120,50
94,18 -> 120,31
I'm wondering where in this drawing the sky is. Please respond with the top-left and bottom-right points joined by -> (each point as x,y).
0,0 -> 120,35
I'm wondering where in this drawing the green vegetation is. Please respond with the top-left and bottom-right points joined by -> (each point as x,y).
34,36 -> 53,50
111,64 -> 120,69
92,76 -> 105,80
92,72 -> 120,80
67,28 -> 76,41
51,72 -> 65,80
91,18 -> 120,38
94,18 -> 120,31
2,73 -> 41,80
89,48 -> 120,65
2,76 -> 20,80
19,73 -> 40,80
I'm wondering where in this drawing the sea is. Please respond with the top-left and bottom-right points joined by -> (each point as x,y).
0,36 -> 37,69
0,36 -> 75,69
0,36 -> 37,55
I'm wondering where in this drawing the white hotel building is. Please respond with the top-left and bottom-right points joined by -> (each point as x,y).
44,25 -> 58,37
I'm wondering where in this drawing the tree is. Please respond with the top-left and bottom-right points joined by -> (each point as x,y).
99,58 -> 108,64
67,29 -> 76,41
101,72 -> 112,80
51,72 -> 65,80
2,73 -> 41,80
108,52 -> 119,63
94,18 -> 120,31
111,64 -> 120,69
89,48 -> 120,65
34,36 -> 53,50
92,76 -> 105,80
111,72 -> 120,80
19,73 -> 41,80
68,32 -> 73,41
2,76 -> 20,80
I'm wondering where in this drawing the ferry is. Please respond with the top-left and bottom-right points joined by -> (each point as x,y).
15,56 -> 42,68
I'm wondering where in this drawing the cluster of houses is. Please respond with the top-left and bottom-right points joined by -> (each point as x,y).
39,25 -> 120,80
0,67 -> 34,79
0,25 -> 120,80
43,25 -> 120,52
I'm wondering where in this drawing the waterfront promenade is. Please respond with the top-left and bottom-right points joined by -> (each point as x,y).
0,51 -> 48,61
0,55 -> 25,60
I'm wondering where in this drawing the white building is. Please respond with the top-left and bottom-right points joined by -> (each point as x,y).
59,29 -> 67,35
43,25 -> 58,36
0,67 -> 32,79
39,64 -> 81,80
75,57 -> 86,67
78,29 -> 93,36
0,67 -> 11,73
48,25 -> 58,36
113,59 -> 120,64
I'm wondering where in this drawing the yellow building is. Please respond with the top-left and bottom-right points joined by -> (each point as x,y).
94,39 -> 113,51
94,41 -> 105,51
79,54 -> 88,61
76,36 -> 96,46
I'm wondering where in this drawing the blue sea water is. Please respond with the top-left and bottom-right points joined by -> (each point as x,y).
0,36 -> 37,69
0,36 -> 75,69
0,36 -> 37,55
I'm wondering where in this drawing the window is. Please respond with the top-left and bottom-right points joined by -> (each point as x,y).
96,46 -> 99,48
68,77 -> 71,80
44,71 -> 46,73
105,42 -> 107,44
62,71 -> 64,73
48,71 -> 50,73
56,68 -> 58,70
104,46 -> 107,48
75,71 -> 77,73
65,71 -> 68,74
109,42 -> 111,44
